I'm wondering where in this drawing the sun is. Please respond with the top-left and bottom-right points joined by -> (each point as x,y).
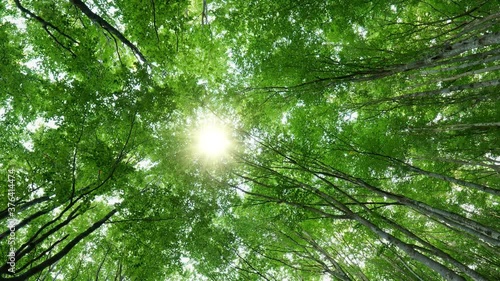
196,124 -> 231,158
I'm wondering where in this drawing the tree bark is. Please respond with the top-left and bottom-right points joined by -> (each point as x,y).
309,173 -> 489,281
1,209 -> 117,281
69,0 -> 147,63
0,196 -> 50,221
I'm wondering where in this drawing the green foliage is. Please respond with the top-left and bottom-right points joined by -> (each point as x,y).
0,0 -> 499,280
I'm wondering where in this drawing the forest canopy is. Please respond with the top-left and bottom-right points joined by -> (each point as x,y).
0,0 -> 499,280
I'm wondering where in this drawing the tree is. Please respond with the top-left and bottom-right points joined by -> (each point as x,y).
1,0 -> 498,280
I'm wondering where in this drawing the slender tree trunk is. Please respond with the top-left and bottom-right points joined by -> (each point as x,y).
389,246 -> 427,281
69,0 -> 147,62
236,160 -> 469,281
0,208 -> 51,240
409,64 -> 500,90
340,150 -> 499,201
390,79 -> 499,104
412,122 -> 500,132
399,159 -> 500,195
0,196 -> 50,221
310,173 -> 489,281
317,168 -> 500,246
414,156 -> 500,173
410,49 -> 500,77
14,206 -> 82,264
95,248 -> 110,281
423,32 -> 500,64
299,231 -> 352,281
1,209 -> 117,281
337,200 -> 466,281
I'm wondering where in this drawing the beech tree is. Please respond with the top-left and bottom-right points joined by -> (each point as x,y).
1,0 -> 498,280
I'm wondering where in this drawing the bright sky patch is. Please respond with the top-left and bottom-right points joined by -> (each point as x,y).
196,123 -> 231,158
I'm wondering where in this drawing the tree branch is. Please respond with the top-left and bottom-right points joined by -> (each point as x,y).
69,0 -> 147,63
6,209 -> 117,281
14,0 -> 78,56
150,0 -> 160,42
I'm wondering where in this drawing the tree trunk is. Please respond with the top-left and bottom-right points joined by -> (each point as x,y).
1,209 -> 117,281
